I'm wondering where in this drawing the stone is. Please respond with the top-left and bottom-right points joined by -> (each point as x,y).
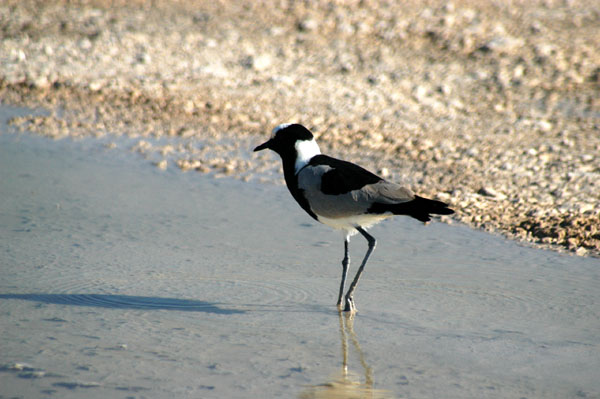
477,186 -> 506,200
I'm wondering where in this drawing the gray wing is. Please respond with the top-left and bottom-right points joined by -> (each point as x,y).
297,165 -> 415,219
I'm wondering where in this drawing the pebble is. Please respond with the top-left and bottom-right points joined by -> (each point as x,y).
155,160 -> 167,170
88,81 -> 103,91
297,18 -> 318,32
252,54 -> 272,71
483,36 -> 525,54
477,187 -> 507,200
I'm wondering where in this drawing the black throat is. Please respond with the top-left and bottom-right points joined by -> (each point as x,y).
279,150 -> 318,221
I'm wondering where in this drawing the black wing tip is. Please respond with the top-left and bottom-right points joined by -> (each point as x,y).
369,195 -> 455,222
432,206 -> 455,216
414,195 -> 454,214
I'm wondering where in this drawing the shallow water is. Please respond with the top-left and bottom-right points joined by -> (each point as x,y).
0,105 -> 599,398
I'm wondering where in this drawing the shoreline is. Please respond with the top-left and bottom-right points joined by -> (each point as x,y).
1,0 -> 598,257
1,126 -> 599,398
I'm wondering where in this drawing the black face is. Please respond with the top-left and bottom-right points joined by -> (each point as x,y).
253,124 -> 313,155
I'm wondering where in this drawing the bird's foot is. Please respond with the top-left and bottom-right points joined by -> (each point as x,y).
343,296 -> 357,315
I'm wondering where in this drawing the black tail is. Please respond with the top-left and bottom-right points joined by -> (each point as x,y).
369,195 -> 454,223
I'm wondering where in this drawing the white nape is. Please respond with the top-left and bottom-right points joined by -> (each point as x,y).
271,123 -> 293,138
294,139 -> 321,174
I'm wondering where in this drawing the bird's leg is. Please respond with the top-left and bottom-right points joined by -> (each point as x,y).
344,227 -> 376,313
337,237 -> 350,309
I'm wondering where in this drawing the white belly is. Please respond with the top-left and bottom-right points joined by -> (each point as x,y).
317,213 -> 391,234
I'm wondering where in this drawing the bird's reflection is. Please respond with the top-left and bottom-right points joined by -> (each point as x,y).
299,312 -> 391,399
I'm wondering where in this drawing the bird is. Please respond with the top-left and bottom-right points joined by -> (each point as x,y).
254,123 -> 454,313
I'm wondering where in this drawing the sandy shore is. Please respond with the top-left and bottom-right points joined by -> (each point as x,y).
0,0 -> 599,256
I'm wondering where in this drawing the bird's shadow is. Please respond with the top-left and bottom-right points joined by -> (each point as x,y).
0,293 -> 245,315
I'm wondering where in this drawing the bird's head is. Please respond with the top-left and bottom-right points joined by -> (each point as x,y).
254,124 -> 321,168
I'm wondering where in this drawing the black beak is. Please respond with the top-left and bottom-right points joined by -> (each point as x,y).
253,140 -> 271,152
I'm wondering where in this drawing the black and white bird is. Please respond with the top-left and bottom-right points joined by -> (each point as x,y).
254,123 -> 454,313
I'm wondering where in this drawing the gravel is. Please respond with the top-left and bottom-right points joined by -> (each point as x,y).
1,0 -> 599,257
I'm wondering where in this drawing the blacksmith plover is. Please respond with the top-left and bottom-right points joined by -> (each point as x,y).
254,123 -> 454,313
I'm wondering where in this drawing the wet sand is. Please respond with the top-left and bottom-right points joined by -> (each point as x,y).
1,106 -> 599,398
